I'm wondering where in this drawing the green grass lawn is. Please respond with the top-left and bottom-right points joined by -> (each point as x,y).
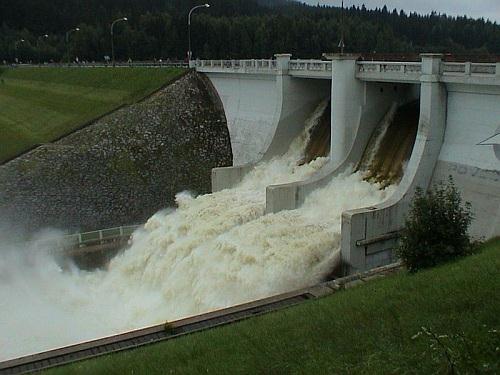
46,238 -> 500,374
0,67 -> 185,163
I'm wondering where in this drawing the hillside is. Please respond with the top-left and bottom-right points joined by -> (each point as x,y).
0,67 -> 184,163
1,0 -> 499,63
0,70 -> 232,232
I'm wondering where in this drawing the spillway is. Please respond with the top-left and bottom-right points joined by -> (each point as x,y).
358,101 -> 419,187
0,101 -> 402,361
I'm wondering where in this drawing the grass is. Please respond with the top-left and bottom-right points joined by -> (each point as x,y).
0,67 -> 185,163
46,238 -> 500,374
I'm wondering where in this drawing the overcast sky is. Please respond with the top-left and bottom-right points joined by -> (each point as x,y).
300,1 -> 500,23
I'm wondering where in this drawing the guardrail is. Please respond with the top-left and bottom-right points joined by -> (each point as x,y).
357,61 -> 422,74
36,225 -> 140,251
441,62 -> 499,76
289,59 -> 332,72
9,61 -> 188,69
356,60 -> 500,82
194,59 -> 278,72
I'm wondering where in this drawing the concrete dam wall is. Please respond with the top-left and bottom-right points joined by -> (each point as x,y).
203,55 -> 331,167
199,54 -> 500,275
432,84 -> 500,239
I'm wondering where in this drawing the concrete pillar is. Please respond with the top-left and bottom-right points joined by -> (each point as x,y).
421,53 -> 442,77
340,53 -> 447,275
418,52 -> 447,186
274,53 -> 291,74
327,54 -> 364,166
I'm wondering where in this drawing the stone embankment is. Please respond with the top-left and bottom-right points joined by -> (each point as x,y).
0,71 -> 232,232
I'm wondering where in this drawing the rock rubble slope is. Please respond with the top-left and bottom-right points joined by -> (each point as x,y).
0,71 -> 232,232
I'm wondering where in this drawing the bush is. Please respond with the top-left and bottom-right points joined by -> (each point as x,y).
397,176 -> 475,272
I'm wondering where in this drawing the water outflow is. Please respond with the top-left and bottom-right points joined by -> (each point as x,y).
358,101 -> 420,186
0,101 -> 395,361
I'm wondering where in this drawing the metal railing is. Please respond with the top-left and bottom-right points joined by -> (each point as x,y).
11,61 -> 188,69
36,225 -> 140,251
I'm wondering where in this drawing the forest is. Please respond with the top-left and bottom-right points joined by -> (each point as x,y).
1,0 -> 499,63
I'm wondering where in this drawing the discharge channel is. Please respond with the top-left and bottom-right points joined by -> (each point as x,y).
0,102 -> 397,361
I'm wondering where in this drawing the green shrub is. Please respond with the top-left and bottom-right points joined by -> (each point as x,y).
397,176 -> 475,272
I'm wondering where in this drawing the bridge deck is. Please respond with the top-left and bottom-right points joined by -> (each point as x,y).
195,58 -> 500,85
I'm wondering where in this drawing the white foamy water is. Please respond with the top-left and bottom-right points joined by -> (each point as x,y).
0,103 -> 395,361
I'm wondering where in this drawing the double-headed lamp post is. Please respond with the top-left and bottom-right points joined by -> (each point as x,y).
111,17 -> 128,66
65,27 -> 80,63
188,4 -> 210,61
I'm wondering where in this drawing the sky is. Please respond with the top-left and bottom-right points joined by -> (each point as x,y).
300,0 -> 500,23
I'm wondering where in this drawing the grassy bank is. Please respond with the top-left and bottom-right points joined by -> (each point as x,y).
47,238 -> 500,374
0,67 -> 185,163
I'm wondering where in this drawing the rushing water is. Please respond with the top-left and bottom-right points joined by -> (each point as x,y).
0,102 -> 395,360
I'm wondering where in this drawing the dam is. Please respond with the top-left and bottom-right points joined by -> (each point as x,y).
0,53 -> 499,363
196,53 -> 500,273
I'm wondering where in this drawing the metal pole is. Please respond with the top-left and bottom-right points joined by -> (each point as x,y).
14,39 -> 25,63
37,34 -> 48,64
65,28 -> 79,64
338,1 -> 345,54
188,4 -> 210,62
111,17 -> 128,66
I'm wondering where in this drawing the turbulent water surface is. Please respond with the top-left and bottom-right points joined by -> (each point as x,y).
0,103 -> 395,360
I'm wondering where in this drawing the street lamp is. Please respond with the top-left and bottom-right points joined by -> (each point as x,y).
65,27 -> 80,64
111,17 -> 128,66
188,4 -> 210,61
37,34 -> 49,64
338,0 -> 345,54
14,39 -> 25,63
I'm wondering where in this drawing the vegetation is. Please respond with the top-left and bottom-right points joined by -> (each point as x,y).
46,238 -> 500,374
0,67 -> 185,163
397,177 -> 476,272
1,0 -> 499,63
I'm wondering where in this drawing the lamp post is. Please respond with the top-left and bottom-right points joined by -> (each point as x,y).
14,39 -> 25,63
37,34 -> 49,64
188,4 -> 210,61
338,0 -> 345,54
111,17 -> 128,66
65,27 -> 80,64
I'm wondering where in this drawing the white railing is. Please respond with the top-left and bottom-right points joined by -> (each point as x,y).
195,59 -> 332,76
195,58 -> 499,82
441,62 -> 498,76
357,61 -> 422,75
194,59 -> 277,72
289,60 -> 332,72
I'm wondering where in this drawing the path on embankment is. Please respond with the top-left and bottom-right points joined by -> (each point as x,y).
0,70 -> 233,232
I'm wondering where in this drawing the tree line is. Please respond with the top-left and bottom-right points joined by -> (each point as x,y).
1,0 -> 499,63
